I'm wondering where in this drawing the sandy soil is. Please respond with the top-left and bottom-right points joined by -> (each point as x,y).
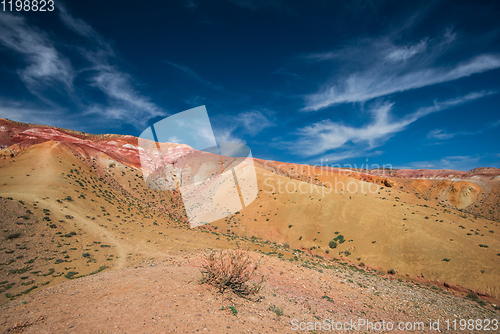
1,118 -> 499,333
1,251 -> 498,333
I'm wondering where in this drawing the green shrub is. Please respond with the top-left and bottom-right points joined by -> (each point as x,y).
334,234 -> 345,244
322,295 -> 334,303
269,304 -> 283,316
466,292 -> 479,301
221,305 -> 238,316
65,271 -> 79,279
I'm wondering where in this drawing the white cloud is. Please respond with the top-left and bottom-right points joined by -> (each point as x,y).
58,3 -> 97,39
0,12 -> 74,93
292,102 -> 404,157
385,39 -> 427,62
232,110 -> 274,135
0,99 -> 72,128
427,129 -> 456,140
413,90 -> 495,118
90,71 -> 162,120
212,109 -> 274,145
214,129 -> 246,144
0,7 -> 164,127
289,91 -> 493,162
168,136 -> 182,143
302,29 -> 500,111
57,5 -> 164,123
427,128 -> 483,140
427,110 -> 499,140
304,55 -> 500,111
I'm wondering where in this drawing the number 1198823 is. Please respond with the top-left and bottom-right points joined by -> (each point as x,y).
2,0 -> 54,11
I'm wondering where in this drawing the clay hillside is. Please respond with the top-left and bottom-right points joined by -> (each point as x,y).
0,117 -> 499,333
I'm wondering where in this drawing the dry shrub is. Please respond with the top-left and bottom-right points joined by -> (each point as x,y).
200,247 -> 265,298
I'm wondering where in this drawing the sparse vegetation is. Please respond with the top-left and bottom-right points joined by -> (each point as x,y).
6,232 -> 22,240
322,294 -> 334,303
199,247 -> 265,298
333,234 -> 345,244
269,304 -> 283,316
65,271 -> 79,279
1,119 -> 499,324
466,292 -> 479,301
221,305 -> 238,316
6,285 -> 38,299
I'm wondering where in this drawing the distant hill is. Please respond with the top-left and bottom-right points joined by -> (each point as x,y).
0,117 -> 499,306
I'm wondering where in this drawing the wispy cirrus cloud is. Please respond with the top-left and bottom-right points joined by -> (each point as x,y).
427,113 -> 500,140
58,5 -> 164,123
412,90 -> 496,118
427,129 -> 462,140
88,70 -> 162,120
302,30 -> 500,111
304,55 -> 500,111
0,99 -> 62,125
58,4 -> 99,40
232,110 -> 274,135
427,128 -> 484,140
385,39 -> 428,62
212,109 -> 274,144
0,6 -> 164,128
292,102 -> 402,158
0,12 -> 74,95
289,91 -> 494,162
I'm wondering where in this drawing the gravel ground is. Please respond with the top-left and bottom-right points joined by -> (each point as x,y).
1,251 -> 499,333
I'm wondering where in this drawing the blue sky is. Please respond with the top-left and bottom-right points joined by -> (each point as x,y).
0,0 -> 499,170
